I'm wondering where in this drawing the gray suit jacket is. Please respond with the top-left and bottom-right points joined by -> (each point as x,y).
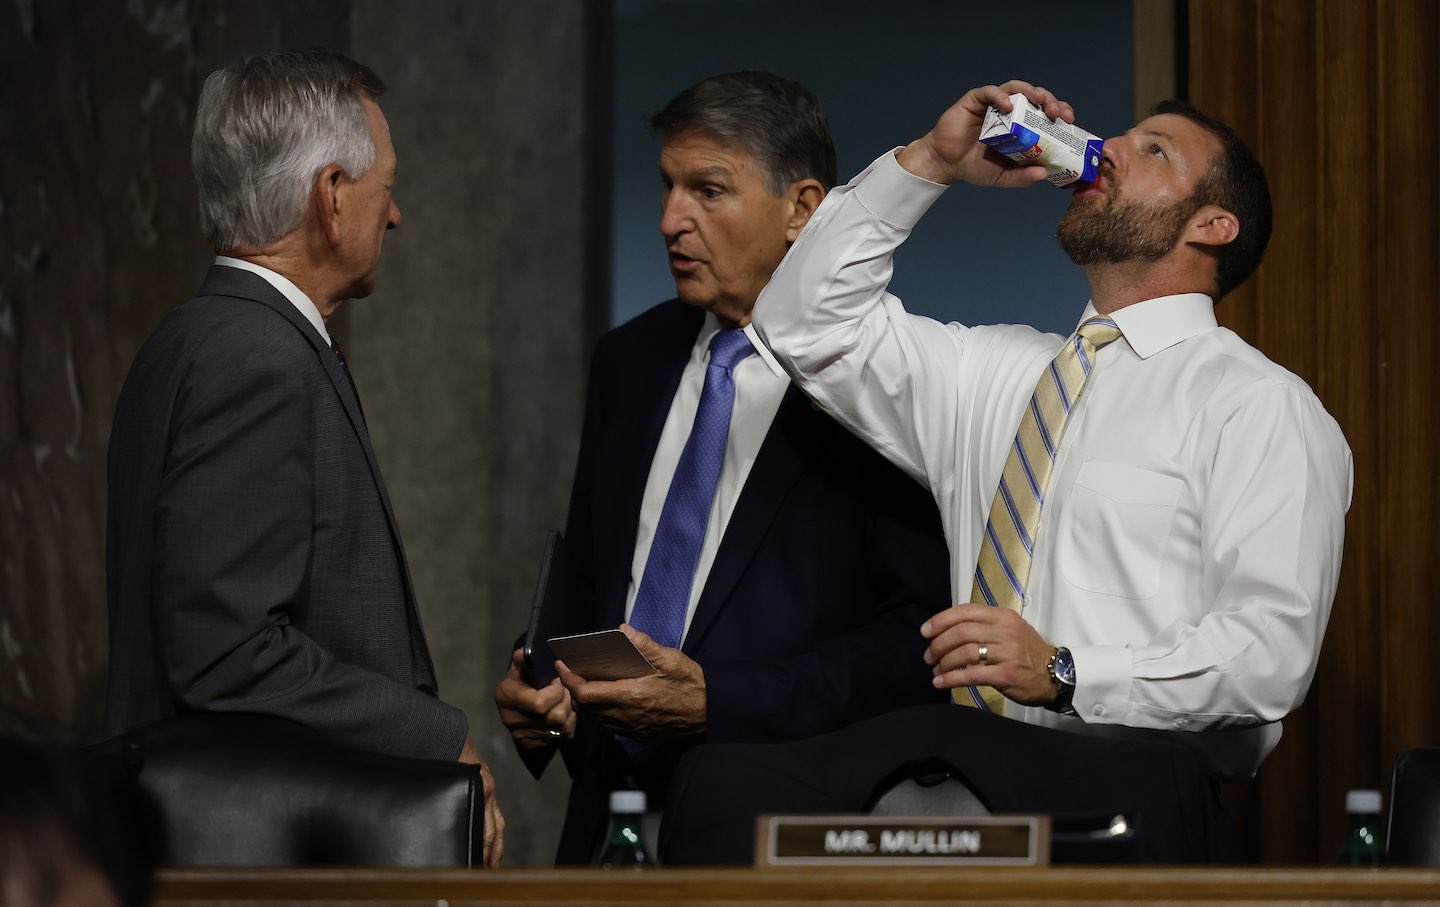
104,265 -> 466,760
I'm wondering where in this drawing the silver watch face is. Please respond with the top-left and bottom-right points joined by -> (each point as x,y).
1052,648 -> 1076,686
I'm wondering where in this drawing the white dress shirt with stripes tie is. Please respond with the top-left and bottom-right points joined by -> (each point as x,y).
752,150 -> 1352,779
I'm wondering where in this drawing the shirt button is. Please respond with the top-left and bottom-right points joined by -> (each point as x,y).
1174,717 -> 1188,728
1092,705 -> 1104,717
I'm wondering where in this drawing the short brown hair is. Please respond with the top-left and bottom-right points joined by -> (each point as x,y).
1155,100 -> 1272,300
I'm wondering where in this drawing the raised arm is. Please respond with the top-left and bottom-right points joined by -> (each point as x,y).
897,81 -> 1072,187
750,81 -> 1070,492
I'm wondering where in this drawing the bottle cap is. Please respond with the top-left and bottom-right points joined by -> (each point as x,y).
1346,789 -> 1382,814
610,789 -> 646,813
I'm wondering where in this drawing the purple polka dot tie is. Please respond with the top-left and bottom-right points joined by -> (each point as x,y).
629,329 -> 755,649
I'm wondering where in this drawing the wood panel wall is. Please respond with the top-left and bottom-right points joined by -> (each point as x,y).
1188,0 -> 1440,863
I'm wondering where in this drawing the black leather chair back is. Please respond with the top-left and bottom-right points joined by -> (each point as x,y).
87,713 -> 483,867
1388,748 -> 1440,866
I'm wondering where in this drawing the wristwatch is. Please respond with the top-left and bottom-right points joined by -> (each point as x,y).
1046,646 -> 1078,716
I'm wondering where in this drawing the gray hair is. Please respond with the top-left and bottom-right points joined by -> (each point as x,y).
650,71 -> 837,194
192,50 -> 387,251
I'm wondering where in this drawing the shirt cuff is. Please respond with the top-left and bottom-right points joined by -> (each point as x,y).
853,149 -> 949,230
1069,644 -> 1132,724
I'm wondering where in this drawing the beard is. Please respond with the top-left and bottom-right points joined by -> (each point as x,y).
1057,175 -> 1197,266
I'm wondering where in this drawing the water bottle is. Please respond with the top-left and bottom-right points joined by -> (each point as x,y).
1339,789 -> 1385,866
599,789 -> 653,867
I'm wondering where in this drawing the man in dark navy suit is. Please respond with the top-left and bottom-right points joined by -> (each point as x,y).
105,50 -> 503,865
493,71 -> 952,864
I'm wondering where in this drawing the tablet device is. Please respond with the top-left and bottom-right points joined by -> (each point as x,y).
522,530 -> 593,687
547,629 -> 657,681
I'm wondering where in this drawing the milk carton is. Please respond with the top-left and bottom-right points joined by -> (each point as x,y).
979,93 -> 1104,187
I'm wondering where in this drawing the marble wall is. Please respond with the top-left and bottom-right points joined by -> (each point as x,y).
348,0 -> 599,864
0,0 -> 598,865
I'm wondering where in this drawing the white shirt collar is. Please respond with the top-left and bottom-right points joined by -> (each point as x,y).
214,256 -> 332,346
693,311 -> 788,379
1079,293 -> 1217,359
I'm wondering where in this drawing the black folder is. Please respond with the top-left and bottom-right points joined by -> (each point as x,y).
522,530 -> 593,687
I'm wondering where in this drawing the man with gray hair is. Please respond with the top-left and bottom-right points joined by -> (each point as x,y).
105,50 -> 503,865
493,70 -> 950,863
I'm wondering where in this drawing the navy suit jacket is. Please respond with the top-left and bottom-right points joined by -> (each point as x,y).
105,265 -> 466,760
550,301 -> 950,862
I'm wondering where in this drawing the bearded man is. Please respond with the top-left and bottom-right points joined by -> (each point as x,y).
660,82 -> 1352,865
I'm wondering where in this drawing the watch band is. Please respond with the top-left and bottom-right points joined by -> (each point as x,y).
1046,646 -> 1078,716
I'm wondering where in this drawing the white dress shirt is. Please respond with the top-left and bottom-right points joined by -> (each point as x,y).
215,256 -> 332,347
752,151 -> 1353,778
624,313 -> 790,643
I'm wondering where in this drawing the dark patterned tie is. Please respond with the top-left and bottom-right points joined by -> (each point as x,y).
331,338 -> 366,425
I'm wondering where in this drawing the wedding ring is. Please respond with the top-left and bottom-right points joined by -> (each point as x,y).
978,643 -> 989,665
546,728 -> 563,739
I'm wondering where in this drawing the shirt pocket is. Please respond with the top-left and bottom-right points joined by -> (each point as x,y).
1058,460 -> 1183,600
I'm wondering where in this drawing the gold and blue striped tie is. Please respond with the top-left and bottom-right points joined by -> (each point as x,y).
956,316 -> 1124,711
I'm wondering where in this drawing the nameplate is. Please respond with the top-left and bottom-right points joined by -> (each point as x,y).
755,814 -> 1050,867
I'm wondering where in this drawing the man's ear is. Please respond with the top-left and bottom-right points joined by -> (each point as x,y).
784,179 -> 826,243
314,163 -> 346,248
1186,204 -> 1239,250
